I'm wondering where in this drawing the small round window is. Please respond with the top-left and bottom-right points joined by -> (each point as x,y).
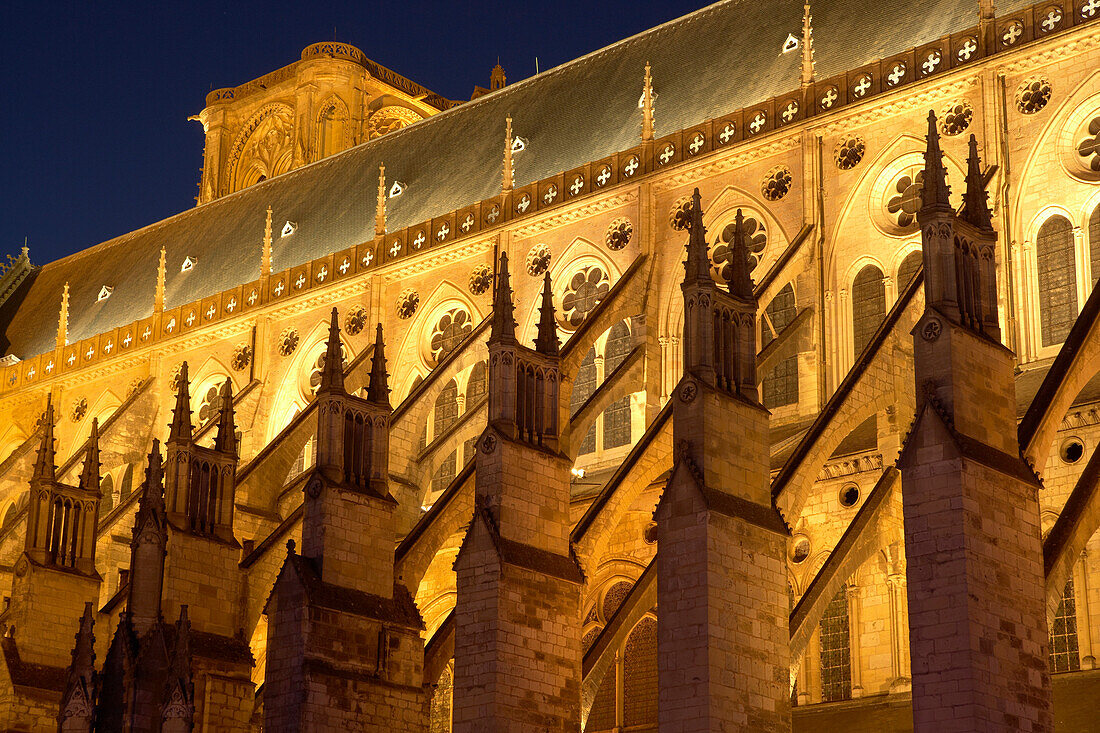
790,535 -> 811,564
839,484 -> 861,508
1059,437 -> 1085,464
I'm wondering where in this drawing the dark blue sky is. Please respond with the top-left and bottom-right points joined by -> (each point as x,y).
0,0 -> 706,267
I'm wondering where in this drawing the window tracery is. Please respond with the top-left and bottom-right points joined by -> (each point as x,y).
761,166 -> 793,201
939,100 -> 973,136
468,264 -> 493,295
834,136 -> 866,170
70,397 -> 87,423
344,307 -> 368,336
1016,77 -> 1053,115
396,289 -> 420,319
711,215 -> 767,281
561,267 -> 610,330
526,244 -> 552,277
605,218 -> 633,251
820,587 -> 852,702
308,345 -> 347,395
1077,117 -> 1100,172
430,309 -> 472,365
367,106 -> 424,139
278,329 -> 299,356
669,196 -> 693,231
197,384 -> 223,425
886,168 -> 924,230
1050,578 -> 1081,673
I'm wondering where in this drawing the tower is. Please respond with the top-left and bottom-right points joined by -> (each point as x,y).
264,314 -> 427,732
9,402 -> 103,674
452,253 -> 583,732
656,189 -> 790,732
898,113 -> 1053,731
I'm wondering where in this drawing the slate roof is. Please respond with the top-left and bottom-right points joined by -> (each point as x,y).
0,0 -> 1033,360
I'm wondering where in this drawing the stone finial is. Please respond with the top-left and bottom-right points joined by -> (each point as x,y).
375,164 -> 387,237
534,271 -> 559,356
155,245 -> 166,313
262,206 -> 273,278
317,308 -> 346,395
503,116 -> 514,194
69,602 -> 96,678
78,418 -> 101,494
801,1 -> 815,88
683,188 -> 713,286
490,251 -> 517,343
920,110 -> 952,214
168,362 -> 193,443
367,323 -> 390,406
726,209 -> 756,300
32,395 -> 56,483
56,282 -> 69,349
961,134 -> 994,230
214,379 -> 237,456
139,439 -> 166,518
490,63 -> 507,91
642,62 -> 655,142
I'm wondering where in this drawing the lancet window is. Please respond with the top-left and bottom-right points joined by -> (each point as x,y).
852,265 -> 887,358
1036,215 -> 1077,346
761,284 -> 798,409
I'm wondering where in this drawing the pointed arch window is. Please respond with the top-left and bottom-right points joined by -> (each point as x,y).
898,250 -> 923,292
852,265 -> 886,358
1050,578 -> 1081,673
761,284 -> 798,409
603,322 -> 633,449
820,586 -> 852,702
571,348 -> 597,456
1036,215 -> 1077,347
623,617 -> 658,727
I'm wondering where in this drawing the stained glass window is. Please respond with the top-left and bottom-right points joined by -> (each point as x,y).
820,586 -> 852,702
852,265 -> 886,358
1037,215 -> 1077,347
1050,579 -> 1081,673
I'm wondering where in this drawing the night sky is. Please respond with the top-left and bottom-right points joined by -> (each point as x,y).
0,0 -> 707,267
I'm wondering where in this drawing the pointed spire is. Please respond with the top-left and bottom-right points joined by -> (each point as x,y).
56,283 -> 69,349
137,439 -> 166,520
168,362 -> 193,443
920,110 -> 952,214
163,605 -> 194,723
367,323 -> 390,405
961,134 -> 994,230
502,116 -> 514,194
79,418 -> 101,494
375,164 -> 387,236
155,245 -> 166,313
535,272 -> 559,355
642,62 -> 655,142
683,188 -> 713,286
61,601 -> 96,718
726,209 -> 756,299
317,308 -> 345,395
214,379 -> 237,456
801,1 -> 815,88
490,251 -> 517,343
262,206 -> 273,277
33,395 -> 57,483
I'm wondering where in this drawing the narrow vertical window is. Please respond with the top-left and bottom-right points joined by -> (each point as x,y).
603,321 -> 633,449
1089,204 -> 1100,287
820,586 -> 852,702
1049,578 -> 1080,673
852,265 -> 886,358
761,284 -> 798,408
897,250 -> 922,292
572,348 -> 597,455
1036,215 -> 1077,346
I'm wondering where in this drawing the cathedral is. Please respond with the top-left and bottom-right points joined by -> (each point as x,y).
0,0 -> 1099,729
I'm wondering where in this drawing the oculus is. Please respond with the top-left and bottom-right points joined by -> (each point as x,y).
396,289 -> 420,320
526,244 -> 552,277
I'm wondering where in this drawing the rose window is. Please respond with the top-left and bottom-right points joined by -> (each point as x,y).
308,345 -> 348,394
669,197 -> 693,231
834,137 -> 866,170
430,309 -> 473,364
561,267 -> 611,329
887,170 -> 925,229
396,289 -> 420,319
231,344 -> 252,372
469,264 -> 493,295
1016,78 -> 1052,115
605,218 -> 633,251
70,397 -> 87,423
711,217 -> 767,281
198,385 -> 223,425
278,329 -> 299,356
344,307 -> 367,336
762,166 -> 793,201
940,101 -> 973,136
526,244 -> 552,277
1077,117 -> 1100,172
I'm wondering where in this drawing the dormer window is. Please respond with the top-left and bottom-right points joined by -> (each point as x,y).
388,181 -> 406,198
282,221 -> 297,237
181,256 -> 197,273
782,33 -> 799,53
97,286 -> 113,302
511,136 -> 527,154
